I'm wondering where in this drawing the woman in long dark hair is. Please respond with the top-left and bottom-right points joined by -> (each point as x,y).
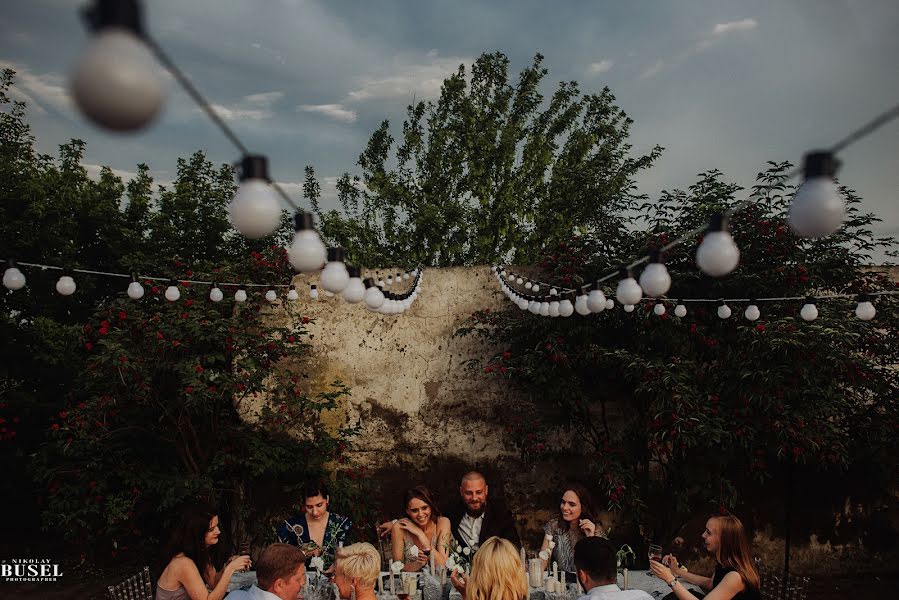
650,513 -> 761,600
539,482 -> 601,573
391,485 -> 452,571
155,505 -> 251,600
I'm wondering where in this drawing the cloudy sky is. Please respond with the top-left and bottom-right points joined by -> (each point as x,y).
3,0 -> 898,261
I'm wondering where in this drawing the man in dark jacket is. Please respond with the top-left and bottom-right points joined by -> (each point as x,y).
443,470 -> 520,551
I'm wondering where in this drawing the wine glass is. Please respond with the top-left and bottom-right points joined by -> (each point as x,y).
238,535 -> 252,572
647,544 -> 662,574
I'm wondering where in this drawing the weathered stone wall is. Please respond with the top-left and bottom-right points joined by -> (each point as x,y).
279,266 -> 898,576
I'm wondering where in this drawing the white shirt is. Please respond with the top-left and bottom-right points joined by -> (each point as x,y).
225,584 -> 284,600
577,583 -> 654,600
458,512 -> 484,549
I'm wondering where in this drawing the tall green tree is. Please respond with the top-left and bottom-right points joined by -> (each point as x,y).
309,52 -> 661,267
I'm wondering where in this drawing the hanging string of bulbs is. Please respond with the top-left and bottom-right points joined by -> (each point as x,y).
1,259 -> 424,314
491,266 -> 894,322
60,0 -> 419,307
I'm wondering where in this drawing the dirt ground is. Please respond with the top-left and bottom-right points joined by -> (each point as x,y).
2,572 -> 897,600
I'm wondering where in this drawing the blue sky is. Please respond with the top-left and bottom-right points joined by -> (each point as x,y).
3,0 -> 898,261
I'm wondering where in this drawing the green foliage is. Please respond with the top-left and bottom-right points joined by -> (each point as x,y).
459,165 -> 898,538
307,52 -> 661,267
0,69 -> 375,563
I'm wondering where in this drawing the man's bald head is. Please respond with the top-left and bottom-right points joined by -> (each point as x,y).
460,471 -> 488,516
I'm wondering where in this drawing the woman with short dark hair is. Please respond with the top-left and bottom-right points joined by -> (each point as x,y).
156,505 -> 251,600
276,480 -> 353,570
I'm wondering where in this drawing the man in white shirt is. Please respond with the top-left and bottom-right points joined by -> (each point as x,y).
225,543 -> 306,600
574,538 -> 653,600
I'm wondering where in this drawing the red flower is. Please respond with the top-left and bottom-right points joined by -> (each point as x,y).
100,320 -> 110,329
181,281 -> 190,287
302,316 -> 311,324
755,324 -> 766,332
287,336 -> 296,343
184,299 -> 194,308
118,311 -> 127,321
98,328 -> 108,336
484,366 -> 494,373
195,365 -> 204,373
51,423 -> 60,431
184,386 -> 193,395
186,270 -> 194,276
180,312 -> 189,319
156,331 -> 164,340
171,340 -> 181,347
502,351 -> 511,360
84,342 -> 93,351
88,480 -> 97,488
151,286 -> 159,294
59,410 -> 68,419
236,383 -> 246,392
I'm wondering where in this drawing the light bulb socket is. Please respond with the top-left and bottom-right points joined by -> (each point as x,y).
293,211 -> 315,232
347,265 -> 361,278
130,273 -> 139,282
239,155 -> 270,182
327,247 -> 346,262
212,281 -> 219,288
618,267 -> 633,280
648,250 -> 664,264
803,151 -> 840,179
717,299 -> 726,307
169,279 -> 178,287
363,278 -> 376,289
396,272 -> 402,278
82,0 -> 144,36
804,296 -> 816,305
383,291 -> 396,300
289,284 -> 296,290
857,293 -> 870,303
707,213 -> 727,233
7,258 -> 18,269
310,284 -> 317,290
749,298 -> 756,305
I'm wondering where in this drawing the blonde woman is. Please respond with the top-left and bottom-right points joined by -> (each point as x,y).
332,542 -> 381,600
451,537 -> 527,600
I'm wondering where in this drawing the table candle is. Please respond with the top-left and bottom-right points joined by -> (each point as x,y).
561,571 -> 565,587
520,547 -> 526,571
429,552 -> 435,574
623,568 -> 629,590
378,572 -> 384,595
552,561 -> 558,582
390,572 -> 395,595
528,559 -> 543,588
441,567 -> 447,585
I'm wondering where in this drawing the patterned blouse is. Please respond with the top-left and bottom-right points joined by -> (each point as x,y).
543,518 -> 585,573
276,512 -> 353,569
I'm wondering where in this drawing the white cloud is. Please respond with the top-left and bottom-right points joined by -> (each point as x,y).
587,59 -> 614,75
640,60 -> 665,80
298,103 -> 358,123
207,103 -> 272,121
83,163 -> 139,182
712,18 -> 758,37
345,54 -> 470,103
0,60 -> 72,115
244,91 -> 284,106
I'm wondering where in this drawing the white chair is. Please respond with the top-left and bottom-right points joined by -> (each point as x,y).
107,565 -> 153,600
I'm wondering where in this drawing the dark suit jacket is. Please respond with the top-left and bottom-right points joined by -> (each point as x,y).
445,498 -> 521,549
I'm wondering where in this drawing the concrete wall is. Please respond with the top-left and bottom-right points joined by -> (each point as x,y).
280,265 -> 897,576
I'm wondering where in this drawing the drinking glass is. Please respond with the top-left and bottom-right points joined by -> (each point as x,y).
647,544 -> 662,574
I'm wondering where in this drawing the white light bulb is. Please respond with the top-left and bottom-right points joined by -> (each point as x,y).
71,28 -> 165,132
548,301 -> 561,317
744,304 -> 760,321
639,260 -> 671,297
549,288 -> 558,296
229,179 -> 281,239
265,289 -> 278,303
363,281 -> 385,309
342,276 -> 366,304
127,280 -> 144,299
789,152 -> 845,238
56,275 -> 77,296
717,303 -> 732,319
517,298 -> 529,310
528,301 -> 540,314
575,295 -> 590,316
320,248 -> 350,293
287,213 -> 327,272
403,273 -> 410,281
386,276 -> 393,286
653,303 -> 666,316
3,265 -> 26,290
324,290 -> 334,297
623,304 -> 635,313
309,285 -> 319,300
587,289 -> 607,313
516,277 -> 524,285
559,299 -> 574,317
210,286 -> 224,302
525,282 -> 533,290
616,274 -> 642,305
697,232 -> 740,277
532,284 -> 540,293
674,304 -> 687,318
855,300 -> 875,321
235,288 -> 247,303
605,298 -> 615,310
165,284 -> 180,302
539,302 -> 550,317
800,301 -> 818,322
376,279 -> 385,288
287,286 -> 299,301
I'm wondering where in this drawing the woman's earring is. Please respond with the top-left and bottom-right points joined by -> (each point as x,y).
350,583 -> 356,600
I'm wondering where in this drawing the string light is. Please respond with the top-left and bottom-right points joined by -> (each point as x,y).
855,294 -> 876,321
288,212 -> 327,273
789,152 -> 844,238
210,283 -> 224,302
72,0 -> 165,132
800,297 -> 818,321
653,302 -> 666,316
265,289 -> 278,303
164,279 -> 180,302
342,266 -> 365,304
127,273 -> 144,299
3,259 -> 26,290
674,302 -> 687,318
56,273 -> 77,296
363,278 -> 386,310
716,300 -> 732,319
639,251 -> 671,297
320,247 -> 350,293
744,301 -> 760,322
287,284 -> 299,301
574,293 -> 590,315
696,214 -> 740,277
623,304 -> 635,313
616,269 -> 643,305
587,284 -> 607,313
228,155 -> 282,239
309,284 -> 319,300
234,286 -> 247,303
